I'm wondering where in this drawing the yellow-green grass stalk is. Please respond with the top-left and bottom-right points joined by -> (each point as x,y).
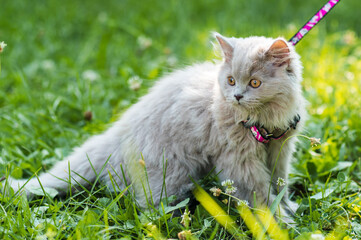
238,205 -> 267,240
254,207 -> 289,240
193,184 -> 241,238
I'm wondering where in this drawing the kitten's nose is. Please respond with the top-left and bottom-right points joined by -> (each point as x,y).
234,94 -> 243,101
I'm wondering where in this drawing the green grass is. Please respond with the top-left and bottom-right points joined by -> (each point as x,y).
1,0 -> 361,239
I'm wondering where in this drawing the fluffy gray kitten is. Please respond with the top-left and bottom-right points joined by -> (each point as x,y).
7,33 -> 306,216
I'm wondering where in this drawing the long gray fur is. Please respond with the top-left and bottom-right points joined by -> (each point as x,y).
7,33 -> 306,218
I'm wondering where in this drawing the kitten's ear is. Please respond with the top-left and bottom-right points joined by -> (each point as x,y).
266,39 -> 290,67
214,33 -> 234,63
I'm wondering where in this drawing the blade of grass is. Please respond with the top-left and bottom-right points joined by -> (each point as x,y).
238,205 -> 266,240
192,183 -> 241,239
255,207 -> 289,240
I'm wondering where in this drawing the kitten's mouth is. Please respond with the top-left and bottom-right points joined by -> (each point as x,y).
233,98 -> 245,106
233,101 -> 247,109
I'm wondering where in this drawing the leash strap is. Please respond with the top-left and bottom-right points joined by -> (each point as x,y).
289,0 -> 341,46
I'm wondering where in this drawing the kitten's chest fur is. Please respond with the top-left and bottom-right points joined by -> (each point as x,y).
210,93 -> 268,164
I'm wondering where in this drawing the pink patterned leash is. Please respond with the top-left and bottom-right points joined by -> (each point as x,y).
289,0 -> 341,46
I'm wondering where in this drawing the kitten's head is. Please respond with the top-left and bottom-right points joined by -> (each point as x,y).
214,33 -> 303,127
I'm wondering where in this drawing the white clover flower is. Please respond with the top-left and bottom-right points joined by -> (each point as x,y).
342,30 -> 356,45
277,177 -> 286,187
166,55 -> 178,66
310,137 -> 321,147
128,75 -> 142,91
221,179 -> 237,195
137,36 -> 152,50
286,23 -> 297,32
97,12 -> 108,23
221,179 -> 234,187
310,233 -> 325,240
225,186 -> 237,194
345,71 -> 355,81
180,209 -> 191,228
35,234 -> 47,240
0,41 -> 7,53
209,187 -> 222,197
82,69 -> 100,82
237,200 -> 249,207
41,59 -> 55,70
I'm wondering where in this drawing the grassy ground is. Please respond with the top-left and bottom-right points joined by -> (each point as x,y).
1,0 -> 361,239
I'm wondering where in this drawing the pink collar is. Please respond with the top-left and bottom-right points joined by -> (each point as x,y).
242,114 -> 300,144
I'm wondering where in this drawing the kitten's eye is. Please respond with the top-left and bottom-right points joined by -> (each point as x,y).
227,76 -> 235,86
249,79 -> 262,88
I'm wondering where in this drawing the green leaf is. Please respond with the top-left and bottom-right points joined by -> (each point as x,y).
294,232 -> 314,240
306,161 -> 318,182
310,188 -> 335,200
270,186 -> 287,215
11,167 -> 23,178
321,201 -> 331,210
123,221 -> 135,230
33,206 -> 49,215
338,143 -> 346,161
337,172 -> 347,182
351,222 -> 361,235
312,211 -> 320,221
159,198 -> 190,215
329,161 -> 353,172
27,187 -> 59,198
